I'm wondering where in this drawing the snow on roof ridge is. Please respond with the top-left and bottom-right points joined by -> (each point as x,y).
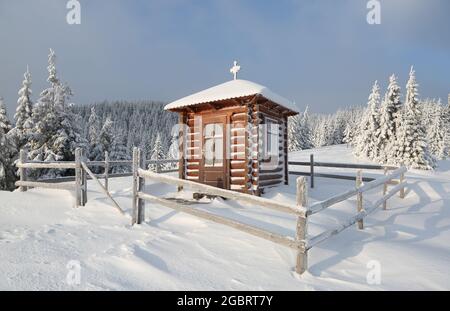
164,79 -> 298,113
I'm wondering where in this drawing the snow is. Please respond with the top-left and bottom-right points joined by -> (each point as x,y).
1,144 -> 449,290
164,79 -> 298,113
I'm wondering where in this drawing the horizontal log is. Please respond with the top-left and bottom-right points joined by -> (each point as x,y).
307,181 -> 407,250
258,179 -> 283,187
290,171 -> 375,182
17,162 -> 76,169
15,180 -> 75,190
307,167 -> 407,216
260,167 -> 283,174
138,169 -> 305,216
259,174 -> 283,181
137,192 -> 303,251
289,161 -> 398,170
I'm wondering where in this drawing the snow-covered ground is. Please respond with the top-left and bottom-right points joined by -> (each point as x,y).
0,145 -> 449,290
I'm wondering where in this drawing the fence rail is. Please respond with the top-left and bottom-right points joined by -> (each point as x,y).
131,147 -> 408,275
15,147 -> 408,275
289,154 -> 398,187
15,148 -> 179,208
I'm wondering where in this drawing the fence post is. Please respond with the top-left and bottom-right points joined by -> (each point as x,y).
383,167 -> 388,210
75,148 -> 81,208
295,177 -> 308,275
356,170 -> 363,229
310,154 -> 314,189
132,147 -> 140,225
81,149 -> 87,206
104,151 -> 109,192
137,151 -> 146,224
399,171 -> 405,199
156,153 -> 161,174
19,149 -> 27,192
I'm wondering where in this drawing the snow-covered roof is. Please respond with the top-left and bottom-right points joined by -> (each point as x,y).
164,79 -> 298,113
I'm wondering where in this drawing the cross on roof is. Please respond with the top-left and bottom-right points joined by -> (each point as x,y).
230,61 -> 240,80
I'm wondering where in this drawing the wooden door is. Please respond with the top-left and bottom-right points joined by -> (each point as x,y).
201,115 -> 227,189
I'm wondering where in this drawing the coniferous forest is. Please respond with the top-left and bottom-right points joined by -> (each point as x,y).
1,50 -> 449,191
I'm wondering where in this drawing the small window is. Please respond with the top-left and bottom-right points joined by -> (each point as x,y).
204,123 -> 224,167
264,118 -> 279,160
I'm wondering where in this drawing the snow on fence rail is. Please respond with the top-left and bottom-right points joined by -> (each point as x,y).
15,148 -> 178,209
289,154 -> 399,187
131,147 -> 407,275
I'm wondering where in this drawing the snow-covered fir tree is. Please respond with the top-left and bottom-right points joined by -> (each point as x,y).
378,74 -> 402,163
288,106 -> 313,151
148,132 -> 166,171
0,98 -> 15,190
87,107 -> 101,159
343,123 -> 353,146
10,67 -> 33,148
110,133 -> 130,173
97,117 -> 114,156
426,105 -> 446,159
394,67 -> 434,169
27,49 -> 87,177
0,98 -> 12,134
354,81 -> 381,159
288,114 -> 301,151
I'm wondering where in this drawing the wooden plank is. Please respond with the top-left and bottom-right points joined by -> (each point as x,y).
104,151 -> 109,192
289,161 -> 397,170
15,180 -> 76,190
259,174 -> 283,181
137,152 -> 146,224
17,162 -> 77,169
383,167 -> 388,210
310,154 -> 314,188
137,192 -> 302,251
307,167 -> 407,216
290,171 -> 376,182
75,148 -> 81,208
307,181 -> 407,250
138,168 -> 306,216
258,179 -> 283,187
295,177 -> 308,275
81,161 -> 125,215
356,170 -> 363,229
132,148 -> 140,225
19,149 -> 27,192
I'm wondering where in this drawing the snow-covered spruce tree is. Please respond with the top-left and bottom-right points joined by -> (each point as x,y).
394,67 -> 434,169
91,117 -> 114,160
298,106 -> 313,150
288,106 -> 313,152
148,132 -> 166,172
288,114 -> 301,152
378,74 -> 402,163
426,105 -> 446,160
443,99 -> 450,157
87,107 -> 101,160
0,98 -> 16,190
343,123 -> 353,146
27,49 -> 87,177
110,133 -> 130,173
354,81 -> 381,160
0,98 -> 12,134
9,67 -> 34,149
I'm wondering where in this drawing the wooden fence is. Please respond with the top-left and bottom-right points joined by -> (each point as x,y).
16,147 -> 408,275
131,147 -> 407,275
289,154 -> 398,188
15,148 -> 178,209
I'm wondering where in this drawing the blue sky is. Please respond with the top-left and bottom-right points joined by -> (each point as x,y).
0,0 -> 449,115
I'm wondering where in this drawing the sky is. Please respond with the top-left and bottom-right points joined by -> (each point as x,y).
0,0 -> 449,116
